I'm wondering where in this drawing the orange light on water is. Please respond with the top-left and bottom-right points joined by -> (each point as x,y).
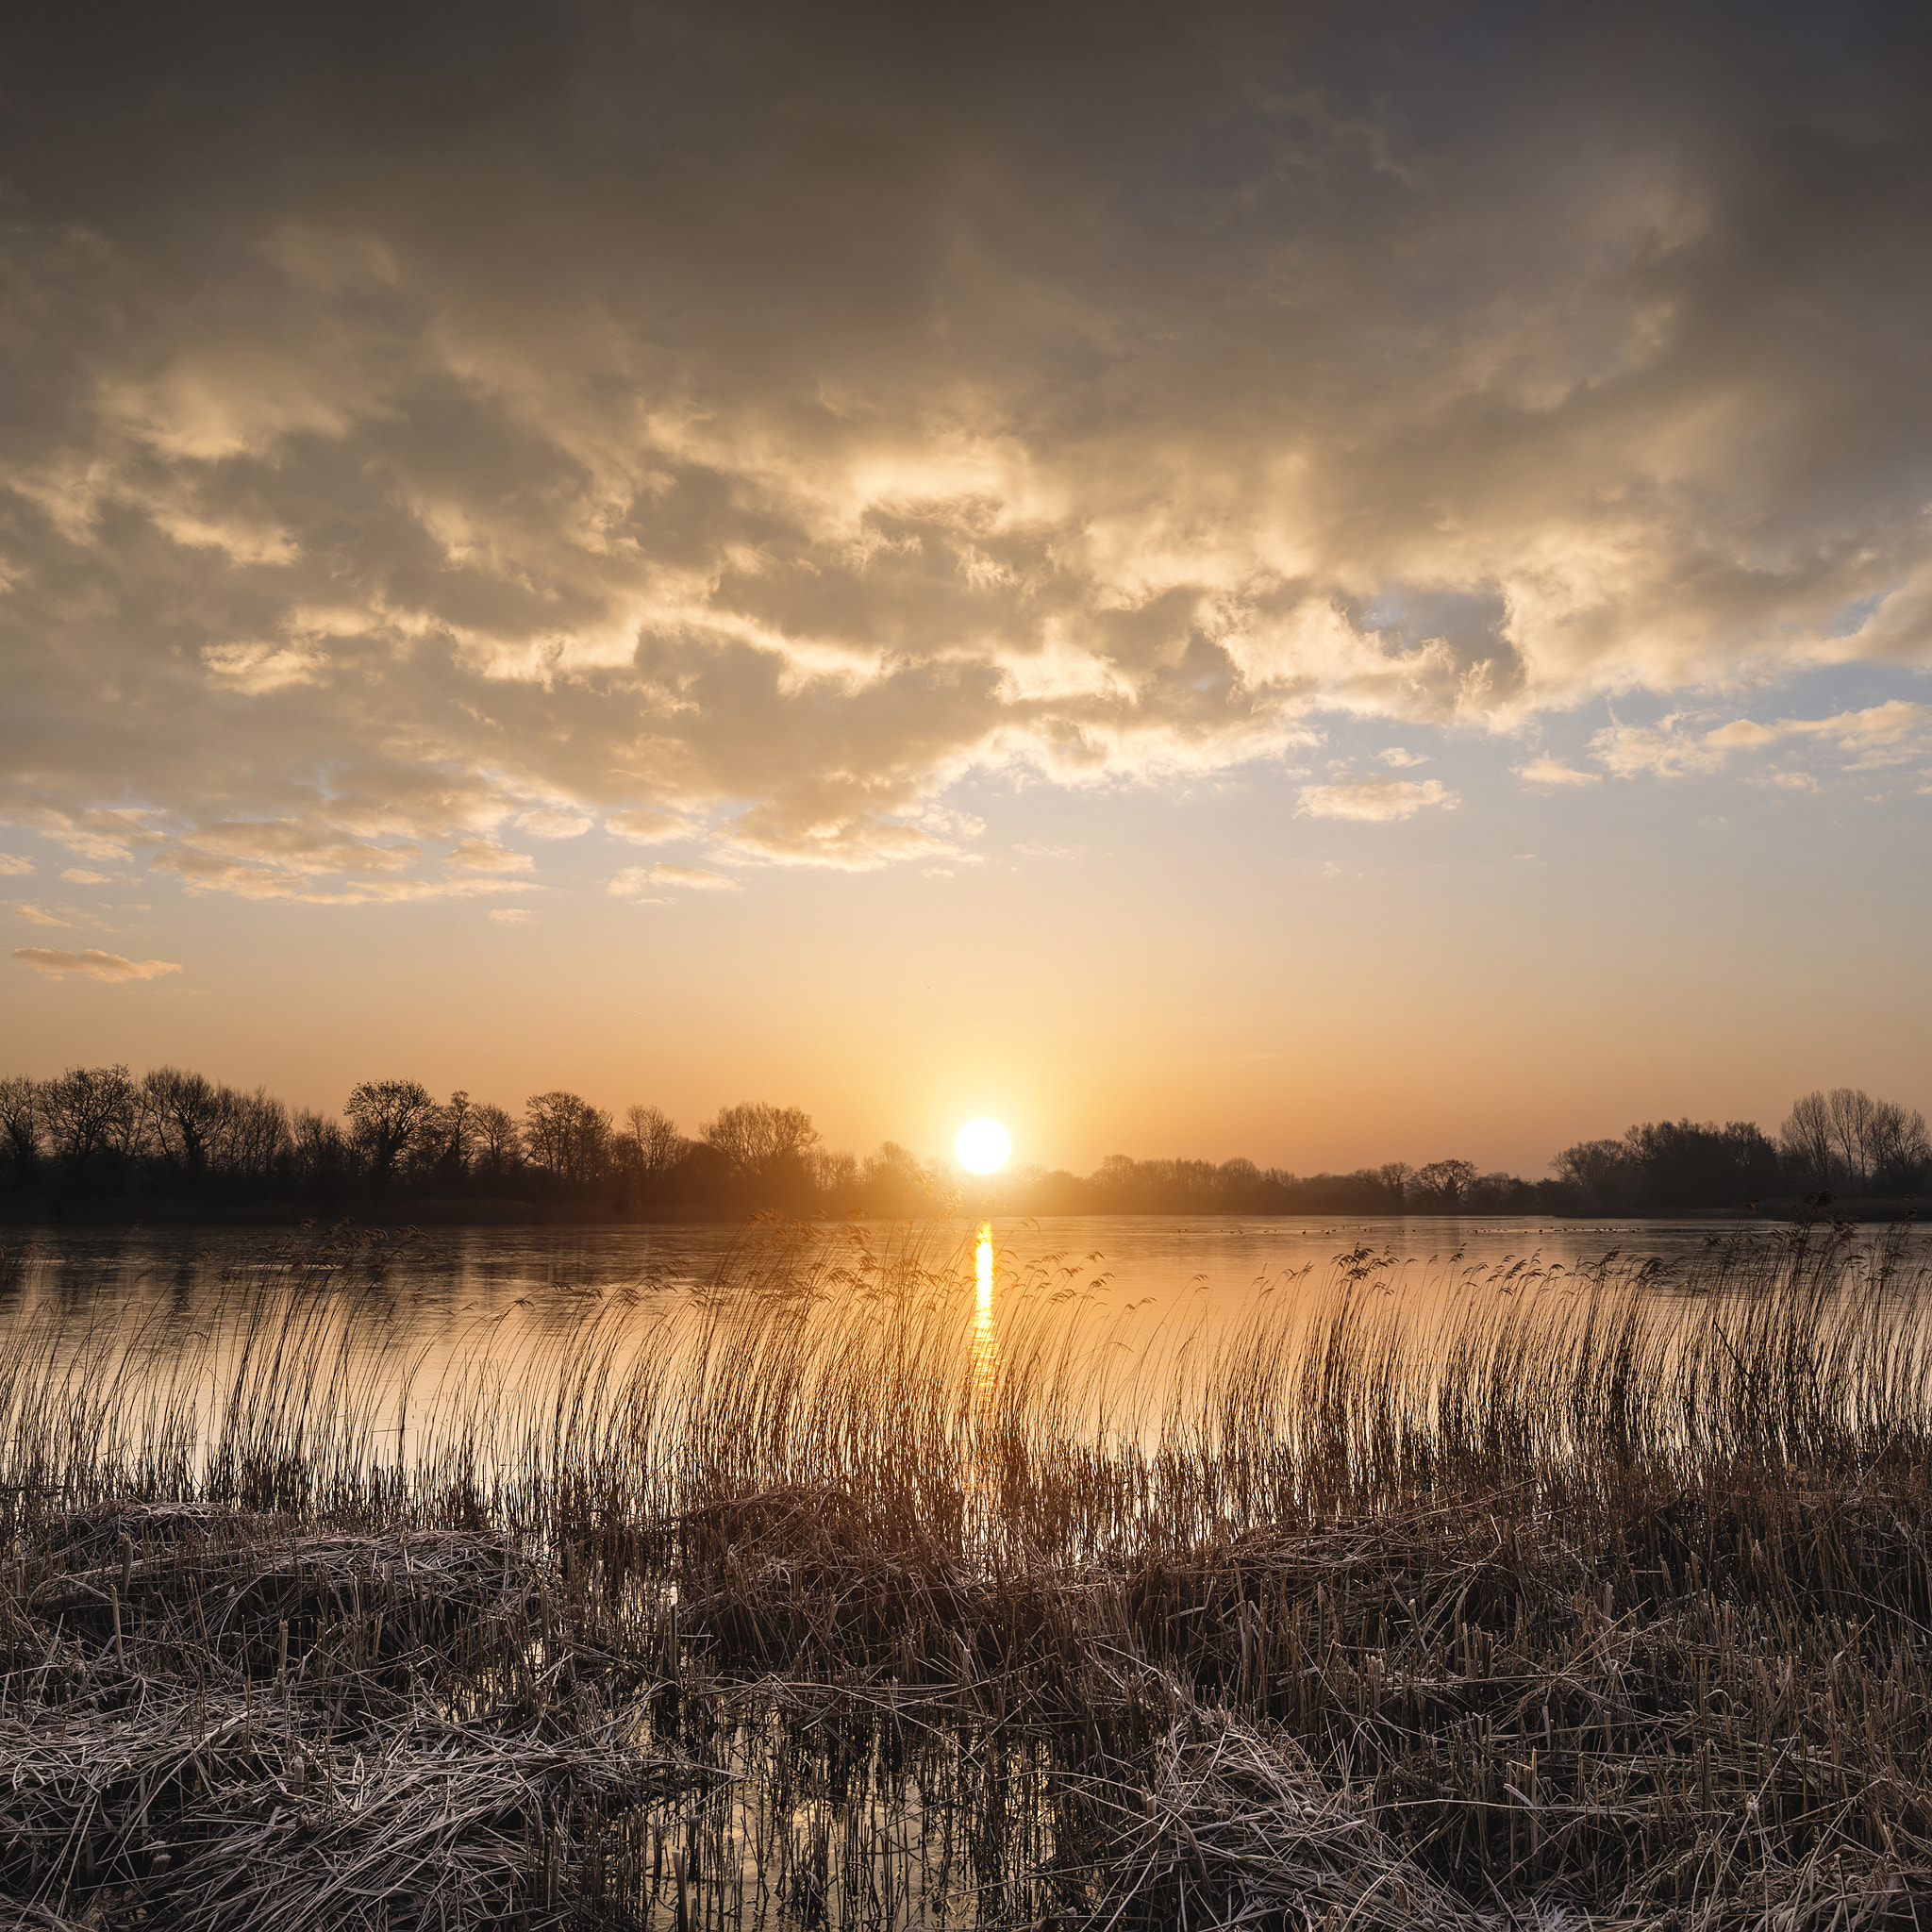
972,1220 -> 999,1417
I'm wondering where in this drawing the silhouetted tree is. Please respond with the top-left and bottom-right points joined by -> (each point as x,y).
141,1067 -> 225,1182
41,1065 -> 140,1183
859,1141 -> 943,1217
1778,1091 -> 1837,1191
808,1147 -> 860,1208
427,1090 -> 476,1185
0,1075 -> 42,1187
619,1105 -> 682,1183
1621,1119 -> 1779,1209
524,1091 -> 611,1189
216,1088 -> 291,1187
1551,1138 -> 1636,1208
344,1079 -> 437,1187
291,1108 -> 353,1192
471,1104 -> 524,1185
1411,1158 -> 1478,1210
701,1103 -> 819,1202
1868,1099 -> 1930,1191
1777,1088 -> 1926,1194
1826,1088 -> 1877,1187
1466,1170 -> 1542,1212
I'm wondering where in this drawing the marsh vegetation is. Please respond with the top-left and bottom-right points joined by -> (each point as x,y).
3,1216 -> 1932,1927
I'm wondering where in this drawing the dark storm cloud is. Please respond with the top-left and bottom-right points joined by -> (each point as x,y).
2,1 -> 1929,894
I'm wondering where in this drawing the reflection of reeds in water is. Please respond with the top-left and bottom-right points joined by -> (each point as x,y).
4,1218 -> 1932,1924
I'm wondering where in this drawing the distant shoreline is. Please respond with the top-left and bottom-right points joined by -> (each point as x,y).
2,1195 -> 1919,1232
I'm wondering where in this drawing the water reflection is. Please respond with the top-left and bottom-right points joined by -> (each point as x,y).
965,1222 -> 1003,1524
972,1220 -> 999,1411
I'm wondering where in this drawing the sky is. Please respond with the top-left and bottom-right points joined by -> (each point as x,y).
2,0 -> 1930,1176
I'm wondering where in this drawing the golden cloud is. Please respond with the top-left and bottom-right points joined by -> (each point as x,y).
13,947 -> 182,982
3,6 -> 1929,898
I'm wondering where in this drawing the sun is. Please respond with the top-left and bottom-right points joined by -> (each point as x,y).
955,1117 -> 1011,1175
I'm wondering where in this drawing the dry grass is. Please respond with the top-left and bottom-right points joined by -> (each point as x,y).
2,1215 -> 1931,1926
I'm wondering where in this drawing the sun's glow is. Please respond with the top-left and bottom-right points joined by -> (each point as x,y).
955,1117 -> 1011,1174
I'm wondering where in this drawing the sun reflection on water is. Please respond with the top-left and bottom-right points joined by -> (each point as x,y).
972,1221 -> 998,1406
967,1222 -> 1002,1521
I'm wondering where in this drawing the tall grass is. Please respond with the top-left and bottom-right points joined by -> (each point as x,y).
3,1216 -> 1931,1926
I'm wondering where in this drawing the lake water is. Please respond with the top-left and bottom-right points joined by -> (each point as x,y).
2,1209 -> 1924,1502
0,1210 -> 1816,1348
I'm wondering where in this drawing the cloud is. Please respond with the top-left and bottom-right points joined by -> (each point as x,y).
7,808 -> 161,864
112,817 -> 538,902
60,867 -> 111,884
517,809 -> 594,841
11,902 -> 70,926
1296,778 -> 1457,822
172,823 -> 420,875
3,6 -> 1932,886
0,856 -> 34,876
1591,701 -> 1930,780
1515,756 -> 1602,788
13,947 -> 181,982
488,907 -> 535,924
608,808 -> 697,847
445,840 -> 534,874
200,641 -> 329,693
610,863 -> 741,895
1376,749 -> 1429,769
150,848 -> 534,905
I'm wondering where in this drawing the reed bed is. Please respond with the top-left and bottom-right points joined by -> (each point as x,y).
1,1216 -> 1930,1926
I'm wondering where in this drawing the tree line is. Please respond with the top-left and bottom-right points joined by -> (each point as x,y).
0,1070 -> 947,1220
0,1065 -> 1923,1222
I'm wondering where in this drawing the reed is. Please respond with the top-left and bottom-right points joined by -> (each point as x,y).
1,1216 -> 1929,1926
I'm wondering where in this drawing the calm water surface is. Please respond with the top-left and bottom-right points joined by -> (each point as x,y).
1,1212 -> 1776,1342
2,1213 -> 1918,1474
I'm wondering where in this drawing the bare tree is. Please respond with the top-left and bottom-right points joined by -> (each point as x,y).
472,1104 -> 523,1182
1551,1139 -> 1635,1200
621,1104 -> 683,1177
524,1091 -> 611,1187
1782,1088 -> 1930,1194
860,1140 -> 940,1216
700,1103 -> 819,1185
1867,1099 -> 1931,1192
1826,1087 -> 1877,1189
808,1147 -> 859,1207
219,1087 -> 290,1182
344,1078 -> 437,1186
417,1090 -> 475,1183
291,1108 -> 352,1187
40,1065 -> 140,1169
1778,1091 -> 1838,1189
0,1075 -> 42,1183
142,1066 -> 226,1178
1411,1158 -> 1478,1210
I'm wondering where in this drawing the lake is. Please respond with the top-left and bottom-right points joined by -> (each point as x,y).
0,1211 -> 1783,1343
1,1206 -> 1924,1533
